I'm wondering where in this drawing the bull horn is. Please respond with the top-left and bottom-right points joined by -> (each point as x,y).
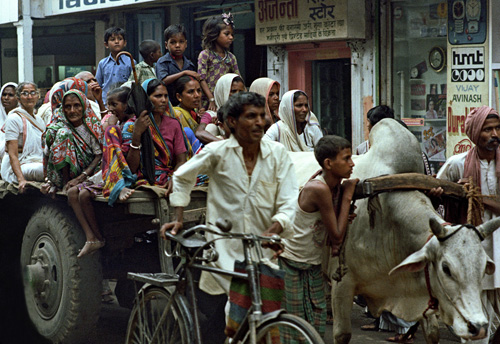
429,217 -> 447,238
477,217 -> 500,240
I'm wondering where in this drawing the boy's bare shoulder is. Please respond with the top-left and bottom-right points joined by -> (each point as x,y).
303,179 -> 332,197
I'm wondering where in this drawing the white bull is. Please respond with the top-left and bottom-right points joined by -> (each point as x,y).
289,119 -> 498,343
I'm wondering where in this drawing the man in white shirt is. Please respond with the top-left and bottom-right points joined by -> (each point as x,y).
161,91 -> 298,343
437,105 -> 500,343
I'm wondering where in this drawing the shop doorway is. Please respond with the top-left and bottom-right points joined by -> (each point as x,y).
311,58 -> 352,141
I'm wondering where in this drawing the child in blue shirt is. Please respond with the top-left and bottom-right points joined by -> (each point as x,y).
96,27 -> 135,104
155,24 -> 199,106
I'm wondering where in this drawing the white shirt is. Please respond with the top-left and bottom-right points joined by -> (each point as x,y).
437,152 -> 500,289
170,135 -> 298,294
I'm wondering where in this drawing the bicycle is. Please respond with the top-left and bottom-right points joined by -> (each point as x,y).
124,219 -> 325,344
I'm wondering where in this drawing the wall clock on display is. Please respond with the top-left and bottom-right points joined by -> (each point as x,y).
429,46 -> 446,72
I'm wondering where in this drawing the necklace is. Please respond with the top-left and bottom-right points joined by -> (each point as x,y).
216,50 -> 228,62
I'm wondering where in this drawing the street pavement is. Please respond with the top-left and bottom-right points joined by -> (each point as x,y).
84,287 -> 462,344
2,279 -> 462,344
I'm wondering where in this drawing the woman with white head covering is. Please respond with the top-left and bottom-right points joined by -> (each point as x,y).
264,89 -> 323,152
249,77 -> 280,130
213,73 -> 246,109
206,73 -> 246,137
0,82 -> 18,160
1,82 -> 46,190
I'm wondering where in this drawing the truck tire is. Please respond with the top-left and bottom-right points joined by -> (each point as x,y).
20,204 -> 102,344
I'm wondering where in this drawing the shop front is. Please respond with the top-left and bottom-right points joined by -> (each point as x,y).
390,0 -> 496,173
255,0 -> 369,142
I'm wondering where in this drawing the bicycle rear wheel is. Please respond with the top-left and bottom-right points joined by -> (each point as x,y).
125,286 -> 193,344
253,313 -> 325,344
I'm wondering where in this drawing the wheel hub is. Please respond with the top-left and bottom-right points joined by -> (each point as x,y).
24,234 -> 63,319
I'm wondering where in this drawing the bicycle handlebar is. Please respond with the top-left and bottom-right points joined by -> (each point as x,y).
180,220 -> 282,245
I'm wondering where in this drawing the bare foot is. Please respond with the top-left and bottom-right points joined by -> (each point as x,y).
40,183 -> 51,195
77,240 -> 105,258
119,187 -> 135,201
48,185 -> 58,199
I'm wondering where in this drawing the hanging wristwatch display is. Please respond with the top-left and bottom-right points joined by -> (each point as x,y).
428,46 -> 446,72
466,0 -> 481,34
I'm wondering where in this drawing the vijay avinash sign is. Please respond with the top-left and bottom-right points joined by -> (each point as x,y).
47,0 -> 156,15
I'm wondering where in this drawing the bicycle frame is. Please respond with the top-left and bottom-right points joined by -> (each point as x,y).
132,229 -> 280,344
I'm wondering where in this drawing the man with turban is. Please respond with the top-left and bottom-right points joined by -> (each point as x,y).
437,105 -> 500,343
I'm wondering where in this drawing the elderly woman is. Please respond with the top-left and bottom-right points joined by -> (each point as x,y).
38,77 -> 91,125
1,82 -> 45,191
264,89 -> 323,152
43,89 -> 104,257
102,78 -> 187,205
0,82 -> 18,159
249,77 -> 280,130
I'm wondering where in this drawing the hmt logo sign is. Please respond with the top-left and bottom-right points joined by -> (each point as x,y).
451,47 -> 485,83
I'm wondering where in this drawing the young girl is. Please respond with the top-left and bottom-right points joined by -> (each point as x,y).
198,13 -> 240,112
101,86 -> 137,203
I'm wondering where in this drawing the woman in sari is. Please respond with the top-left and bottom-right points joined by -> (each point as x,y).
39,77 -> 88,124
42,89 -> 104,257
1,82 -> 45,191
264,90 -> 323,152
249,77 -> 280,131
174,75 -> 221,145
102,78 -> 187,205
0,82 -> 18,160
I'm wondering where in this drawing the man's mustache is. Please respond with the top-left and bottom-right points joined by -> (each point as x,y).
488,138 -> 500,144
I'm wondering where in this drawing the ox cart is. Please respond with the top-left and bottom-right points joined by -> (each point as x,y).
1,181 -> 207,343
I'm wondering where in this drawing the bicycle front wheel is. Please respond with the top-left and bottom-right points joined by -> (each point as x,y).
253,313 -> 325,344
125,286 -> 193,344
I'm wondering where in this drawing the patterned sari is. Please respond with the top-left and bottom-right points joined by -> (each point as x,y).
102,79 -> 177,205
43,90 -> 103,189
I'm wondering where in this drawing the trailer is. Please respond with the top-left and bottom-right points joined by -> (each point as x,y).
1,180 -> 206,344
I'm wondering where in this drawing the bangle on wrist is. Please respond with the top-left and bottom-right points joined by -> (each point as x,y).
130,142 -> 142,150
209,98 -> 215,102
82,171 -> 89,179
100,109 -> 108,114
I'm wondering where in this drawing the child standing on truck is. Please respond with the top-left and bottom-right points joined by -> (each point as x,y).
278,135 -> 358,339
197,13 -> 240,111
156,24 -> 199,107
95,27 -> 135,104
122,40 -> 161,88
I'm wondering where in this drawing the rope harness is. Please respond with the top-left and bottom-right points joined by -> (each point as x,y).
422,178 -> 484,319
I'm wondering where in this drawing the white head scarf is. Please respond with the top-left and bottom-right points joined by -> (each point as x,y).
249,77 -> 280,121
213,73 -> 242,109
0,82 -> 18,124
276,89 -> 320,152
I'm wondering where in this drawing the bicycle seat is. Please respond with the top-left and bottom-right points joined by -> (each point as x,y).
164,231 -> 207,248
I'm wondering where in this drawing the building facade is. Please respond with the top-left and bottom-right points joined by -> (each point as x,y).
1,0 -> 498,169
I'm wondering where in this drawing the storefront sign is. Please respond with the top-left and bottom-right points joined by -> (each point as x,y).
46,0 -> 156,16
255,0 -> 365,45
446,44 -> 488,157
450,47 -> 485,82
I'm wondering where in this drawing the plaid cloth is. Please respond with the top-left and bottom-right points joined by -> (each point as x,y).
279,257 -> 327,342
226,260 -> 285,338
